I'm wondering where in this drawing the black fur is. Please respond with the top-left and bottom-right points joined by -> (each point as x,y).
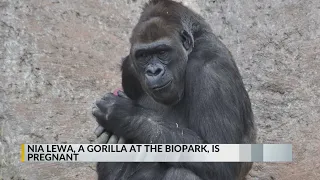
93,0 -> 256,179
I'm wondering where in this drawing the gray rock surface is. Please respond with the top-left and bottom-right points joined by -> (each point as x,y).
1,0 -> 319,179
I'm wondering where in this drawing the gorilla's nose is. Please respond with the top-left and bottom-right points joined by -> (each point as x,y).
145,64 -> 165,82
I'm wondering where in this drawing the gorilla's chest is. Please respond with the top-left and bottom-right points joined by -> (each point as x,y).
137,94 -> 188,127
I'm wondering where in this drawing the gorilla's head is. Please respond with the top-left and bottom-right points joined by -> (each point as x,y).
128,17 -> 194,105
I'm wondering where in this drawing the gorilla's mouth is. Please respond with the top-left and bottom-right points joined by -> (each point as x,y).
152,80 -> 172,91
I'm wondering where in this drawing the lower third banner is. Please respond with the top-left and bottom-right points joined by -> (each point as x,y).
21,144 -> 292,162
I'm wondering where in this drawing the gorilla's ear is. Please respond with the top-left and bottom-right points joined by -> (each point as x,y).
181,29 -> 194,53
121,56 -> 143,100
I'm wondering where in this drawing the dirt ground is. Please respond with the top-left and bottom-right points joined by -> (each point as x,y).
0,0 -> 319,179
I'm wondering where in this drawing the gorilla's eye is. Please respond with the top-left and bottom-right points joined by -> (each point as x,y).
159,50 -> 166,55
140,52 -> 147,58
136,51 -> 149,60
158,50 -> 168,59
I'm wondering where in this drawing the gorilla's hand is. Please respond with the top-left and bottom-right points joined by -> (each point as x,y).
92,91 -> 132,141
94,125 -> 126,144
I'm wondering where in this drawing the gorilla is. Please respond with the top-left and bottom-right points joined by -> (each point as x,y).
92,0 -> 256,179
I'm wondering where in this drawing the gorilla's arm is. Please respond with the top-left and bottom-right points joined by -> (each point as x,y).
94,96 -> 204,144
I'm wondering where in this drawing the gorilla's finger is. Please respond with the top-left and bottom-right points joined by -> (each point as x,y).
94,125 -> 105,137
92,106 -> 106,120
92,108 -> 109,128
95,100 -> 110,113
102,93 -> 115,101
107,135 -> 119,144
118,137 -> 126,144
117,91 -> 128,98
96,132 -> 111,144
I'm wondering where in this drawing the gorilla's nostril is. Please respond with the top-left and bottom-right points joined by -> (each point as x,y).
146,69 -> 153,76
154,68 -> 163,76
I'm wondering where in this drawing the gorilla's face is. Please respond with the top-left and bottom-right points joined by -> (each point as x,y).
131,37 -> 188,105
129,18 -> 194,105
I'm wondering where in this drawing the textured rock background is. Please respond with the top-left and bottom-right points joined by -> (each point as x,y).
0,0 -> 319,179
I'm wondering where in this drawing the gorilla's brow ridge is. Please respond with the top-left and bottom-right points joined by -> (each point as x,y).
132,38 -> 172,52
